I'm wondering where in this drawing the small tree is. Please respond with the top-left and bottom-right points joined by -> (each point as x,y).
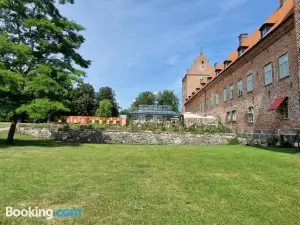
96,100 -> 113,117
96,87 -> 119,116
69,83 -> 97,116
17,99 -> 70,122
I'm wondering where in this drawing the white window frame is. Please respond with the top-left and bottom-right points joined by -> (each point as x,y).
238,80 -> 243,96
248,106 -> 254,123
232,110 -> 237,122
227,112 -> 232,122
278,53 -> 289,79
247,74 -> 253,92
264,63 -> 273,85
229,84 -> 234,100
261,28 -> 268,38
216,93 -> 220,105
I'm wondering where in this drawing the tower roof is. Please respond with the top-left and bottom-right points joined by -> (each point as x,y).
186,53 -> 215,77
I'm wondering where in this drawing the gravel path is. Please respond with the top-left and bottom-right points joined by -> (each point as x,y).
0,127 -> 9,131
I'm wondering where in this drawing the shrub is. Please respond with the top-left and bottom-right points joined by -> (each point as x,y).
228,137 -> 240,145
266,135 -> 279,147
62,123 -> 70,129
80,125 -> 87,129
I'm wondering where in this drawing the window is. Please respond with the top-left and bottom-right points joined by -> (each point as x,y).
238,48 -> 244,57
264,63 -> 273,85
279,53 -> 289,79
216,93 -> 220,105
247,74 -> 253,92
278,99 -> 289,120
227,112 -> 232,122
223,88 -> 227,102
216,70 -> 221,76
237,80 -> 243,96
248,106 -> 254,123
232,110 -> 237,122
229,84 -> 234,100
261,28 -> 269,38
224,61 -> 231,69
260,23 -> 274,39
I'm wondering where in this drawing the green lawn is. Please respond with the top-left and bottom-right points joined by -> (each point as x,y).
0,132 -> 300,225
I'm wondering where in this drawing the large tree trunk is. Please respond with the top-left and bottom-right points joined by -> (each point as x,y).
6,118 -> 18,144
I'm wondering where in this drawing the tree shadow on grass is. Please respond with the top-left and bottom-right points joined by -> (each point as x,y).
249,146 -> 299,155
0,138 -> 81,149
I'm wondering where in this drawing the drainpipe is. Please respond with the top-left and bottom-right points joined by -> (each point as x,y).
204,90 -> 207,117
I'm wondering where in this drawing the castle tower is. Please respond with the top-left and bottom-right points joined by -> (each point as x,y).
182,52 -> 215,112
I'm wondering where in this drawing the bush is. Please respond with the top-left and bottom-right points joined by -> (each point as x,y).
266,135 -> 279,147
62,123 -> 70,129
228,137 -> 240,145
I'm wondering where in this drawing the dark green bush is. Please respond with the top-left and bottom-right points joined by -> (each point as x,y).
62,123 -> 70,129
228,137 -> 240,145
266,135 -> 279,147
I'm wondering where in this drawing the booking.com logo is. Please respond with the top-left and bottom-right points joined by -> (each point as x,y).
5,207 -> 83,220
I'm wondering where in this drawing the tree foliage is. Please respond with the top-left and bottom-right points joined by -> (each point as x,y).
132,91 -> 156,107
17,98 -> 69,122
96,100 -> 113,117
96,87 -> 119,116
69,83 -> 97,116
0,0 -> 90,143
119,109 -> 130,115
156,90 -> 180,112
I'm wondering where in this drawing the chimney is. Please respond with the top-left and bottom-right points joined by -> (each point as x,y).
239,33 -> 248,47
214,63 -> 222,71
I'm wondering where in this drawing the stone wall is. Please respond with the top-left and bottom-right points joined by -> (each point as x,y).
238,128 -> 300,148
17,127 -> 236,145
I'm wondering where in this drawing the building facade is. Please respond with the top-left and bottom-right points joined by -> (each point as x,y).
182,52 -> 215,113
183,0 -> 300,134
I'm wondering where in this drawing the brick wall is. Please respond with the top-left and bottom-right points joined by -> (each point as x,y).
295,0 -> 300,116
185,15 -> 300,133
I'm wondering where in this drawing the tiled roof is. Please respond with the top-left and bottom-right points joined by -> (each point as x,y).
223,0 -> 293,66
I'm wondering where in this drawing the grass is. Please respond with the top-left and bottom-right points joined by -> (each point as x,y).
0,132 -> 300,224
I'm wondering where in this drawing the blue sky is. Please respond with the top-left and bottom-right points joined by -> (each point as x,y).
59,0 -> 278,109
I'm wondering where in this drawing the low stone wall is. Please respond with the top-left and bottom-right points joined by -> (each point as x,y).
238,128 -> 300,148
17,127 -> 236,145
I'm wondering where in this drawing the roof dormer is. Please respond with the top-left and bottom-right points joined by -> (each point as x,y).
279,0 -> 287,7
224,60 -> 232,69
237,33 -> 248,57
259,23 -> 274,38
214,63 -> 223,76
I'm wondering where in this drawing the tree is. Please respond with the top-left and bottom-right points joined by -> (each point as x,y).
156,90 -> 180,111
96,87 -> 119,116
70,83 -> 97,116
96,100 -> 113,117
0,0 -> 90,143
132,91 -> 156,107
119,109 -> 130,115
17,99 -> 69,122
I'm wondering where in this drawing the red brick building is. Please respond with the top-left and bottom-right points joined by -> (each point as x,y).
183,0 -> 300,134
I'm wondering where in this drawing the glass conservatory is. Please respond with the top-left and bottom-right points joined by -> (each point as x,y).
130,105 -> 181,121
